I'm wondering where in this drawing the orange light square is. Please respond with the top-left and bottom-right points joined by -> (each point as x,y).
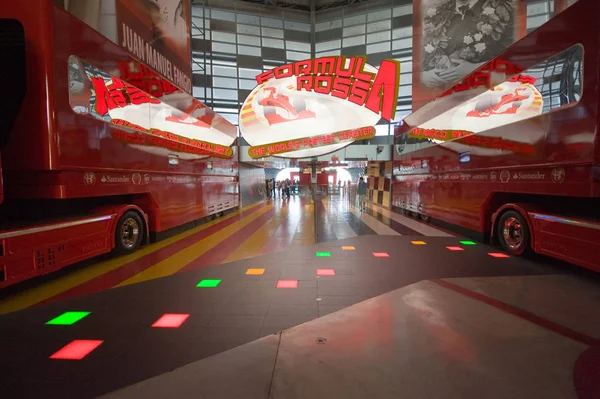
446,246 -> 464,251
246,268 -> 265,275
342,246 -> 356,250
373,252 -> 390,257
411,241 -> 426,245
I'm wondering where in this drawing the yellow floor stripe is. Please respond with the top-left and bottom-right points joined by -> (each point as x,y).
223,202 -> 289,263
116,203 -> 274,287
0,202 -> 263,315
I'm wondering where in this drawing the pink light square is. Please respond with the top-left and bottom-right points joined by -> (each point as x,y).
488,252 -> 510,258
50,340 -> 103,360
373,252 -> 390,257
152,313 -> 190,328
317,268 -> 336,276
276,280 -> 298,288
446,246 -> 464,251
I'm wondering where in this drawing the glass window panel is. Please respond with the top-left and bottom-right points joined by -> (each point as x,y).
398,85 -> 411,97
392,37 -> 412,51
367,41 -> 390,54
239,79 -> 256,90
237,45 -> 261,57
212,42 -> 236,53
393,4 -> 412,17
239,68 -> 261,80
367,19 -> 391,33
237,13 -> 260,25
261,27 -> 284,39
286,41 -> 310,52
212,59 -> 237,67
221,113 -> 238,125
212,65 -> 237,77
316,39 -> 341,52
210,9 -> 235,22
343,35 -> 365,47
367,31 -> 391,44
316,19 -> 342,31
395,58 -> 412,73
367,9 -> 391,22
316,49 -> 341,57
527,2 -> 548,15
287,51 -> 310,61
344,14 -> 366,26
527,15 -> 548,30
238,24 -> 260,36
212,76 -> 238,89
399,72 -> 412,85
192,87 -> 205,98
261,17 -> 283,28
262,37 -> 284,48
211,31 -> 236,43
375,124 -> 389,136
343,25 -> 365,37
191,7 -> 204,18
212,88 -> 238,100
392,27 -> 412,40
285,20 -> 310,32
238,35 -> 261,46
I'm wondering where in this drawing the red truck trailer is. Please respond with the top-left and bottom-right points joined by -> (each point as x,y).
393,0 -> 600,272
0,1 -> 239,288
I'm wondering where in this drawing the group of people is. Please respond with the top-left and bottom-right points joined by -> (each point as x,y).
265,178 -> 297,199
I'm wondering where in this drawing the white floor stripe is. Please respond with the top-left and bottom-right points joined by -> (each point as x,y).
347,203 -> 400,236
367,203 -> 454,237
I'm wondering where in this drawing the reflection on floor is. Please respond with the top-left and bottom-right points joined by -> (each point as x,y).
0,194 -> 450,314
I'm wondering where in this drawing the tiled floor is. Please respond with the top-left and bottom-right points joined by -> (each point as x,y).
0,234 -> 570,398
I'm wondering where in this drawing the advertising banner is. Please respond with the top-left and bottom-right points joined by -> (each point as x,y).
116,0 -> 192,94
412,0 -> 526,111
239,56 -> 400,159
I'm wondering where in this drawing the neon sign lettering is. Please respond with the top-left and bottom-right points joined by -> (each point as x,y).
409,128 -> 474,141
255,56 -> 400,122
91,77 -> 161,116
248,126 -> 375,159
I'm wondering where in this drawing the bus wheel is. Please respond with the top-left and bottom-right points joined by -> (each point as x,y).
420,214 -> 430,222
115,211 -> 144,254
497,210 -> 530,256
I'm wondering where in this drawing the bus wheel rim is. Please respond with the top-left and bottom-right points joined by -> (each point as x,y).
502,217 -> 523,250
121,218 -> 140,249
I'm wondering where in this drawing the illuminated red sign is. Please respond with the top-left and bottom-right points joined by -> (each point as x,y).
248,126 -> 375,159
409,128 -> 474,141
255,56 -> 400,122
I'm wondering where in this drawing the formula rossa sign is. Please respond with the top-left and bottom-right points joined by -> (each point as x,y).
240,56 -> 400,159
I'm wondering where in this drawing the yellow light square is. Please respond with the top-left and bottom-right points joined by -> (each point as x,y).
246,268 -> 265,275
411,241 -> 426,245
342,246 -> 356,250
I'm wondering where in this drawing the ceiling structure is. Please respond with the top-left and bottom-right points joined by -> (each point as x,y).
192,0 -> 369,11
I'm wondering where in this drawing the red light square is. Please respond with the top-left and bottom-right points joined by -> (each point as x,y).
50,340 -> 103,360
373,252 -> 390,257
488,252 -> 510,258
316,268 -> 336,276
276,280 -> 298,288
446,246 -> 464,251
152,313 -> 190,328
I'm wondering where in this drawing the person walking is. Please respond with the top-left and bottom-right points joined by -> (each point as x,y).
357,177 -> 367,211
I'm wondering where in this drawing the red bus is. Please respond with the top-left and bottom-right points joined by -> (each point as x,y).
0,1 -> 239,288
392,0 -> 600,271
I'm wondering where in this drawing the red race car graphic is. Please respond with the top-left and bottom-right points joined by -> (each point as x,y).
259,87 -> 315,125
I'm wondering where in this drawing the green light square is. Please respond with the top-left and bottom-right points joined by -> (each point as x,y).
459,240 -> 477,245
196,279 -> 221,288
315,252 -> 331,257
46,311 -> 91,325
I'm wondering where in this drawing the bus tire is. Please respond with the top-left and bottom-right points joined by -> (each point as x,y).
420,214 -> 430,222
115,210 -> 144,254
496,210 -> 531,256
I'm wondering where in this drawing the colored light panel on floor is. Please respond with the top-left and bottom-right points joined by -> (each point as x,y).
152,313 -> 189,328
277,280 -> 298,288
460,240 -> 477,245
246,268 -> 265,275
411,241 -> 426,245
315,252 -> 331,257
317,268 -> 336,276
488,252 -> 510,258
196,279 -> 221,288
373,252 -> 390,257
46,311 -> 90,326
342,246 -> 355,250
50,340 -> 103,360
446,246 -> 464,251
